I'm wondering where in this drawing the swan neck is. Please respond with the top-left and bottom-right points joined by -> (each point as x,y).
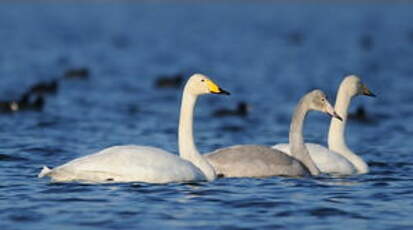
179,89 -> 197,159
328,84 -> 369,173
328,84 -> 351,151
178,87 -> 216,181
289,97 -> 320,175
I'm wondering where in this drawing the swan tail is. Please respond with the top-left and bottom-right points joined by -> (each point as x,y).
38,166 -> 52,178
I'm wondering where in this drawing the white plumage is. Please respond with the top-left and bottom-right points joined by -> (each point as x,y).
272,143 -> 356,175
39,146 -> 205,183
273,75 -> 374,175
38,74 -> 229,183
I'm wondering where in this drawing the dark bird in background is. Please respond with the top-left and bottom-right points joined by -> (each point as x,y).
0,100 -> 19,113
348,105 -> 389,124
220,125 -> 245,132
0,67 -> 92,114
19,92 -> 45,111
0,92 -> 44,113
348,105 -> 373,123
213,102 -> 250,117
63,67 -> 90,79
154,73 -> 184,88
349,106 -> 367,121
3,79 -> 58,112
28,80 -> 59,95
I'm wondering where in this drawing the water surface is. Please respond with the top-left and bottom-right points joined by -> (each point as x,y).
0,2 -> 413,230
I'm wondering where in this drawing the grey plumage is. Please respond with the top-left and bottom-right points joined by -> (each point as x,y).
206,145 -> 310,178
205,89 -> 340,178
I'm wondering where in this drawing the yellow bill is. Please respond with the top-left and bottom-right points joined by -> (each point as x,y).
206,79 -> 230,95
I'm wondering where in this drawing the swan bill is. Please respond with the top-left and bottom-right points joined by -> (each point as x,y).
326,106 -> 343,121
362,85 -> 376,97
330,111 -> 343,121
211,88 -> 230,95
206,79 -> 230,95
325,101 -> 343,121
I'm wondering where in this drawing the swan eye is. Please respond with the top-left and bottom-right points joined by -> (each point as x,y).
201,79 -> 205,82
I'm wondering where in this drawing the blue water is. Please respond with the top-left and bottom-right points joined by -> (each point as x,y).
1,2 -> 413,229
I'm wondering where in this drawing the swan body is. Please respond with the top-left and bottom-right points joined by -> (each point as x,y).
39,146 -> 206,183
272,75 -> 374,175
206,145 -> 310,177
206,90 -> 341,178
272,143 -> 356,175
38,74 -> 229,183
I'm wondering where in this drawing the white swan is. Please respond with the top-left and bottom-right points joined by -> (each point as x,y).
38,74 -> 230,183
206,90 -> 342,178
273,75 -> 375,175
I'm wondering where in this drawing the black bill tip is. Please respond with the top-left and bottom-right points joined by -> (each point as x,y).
363,87 -> 376,97
212,88 -> 230,95
332,112 -> 343,121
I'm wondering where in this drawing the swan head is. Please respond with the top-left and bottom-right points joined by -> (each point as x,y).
308,89 -> 343,121
343,75 -> 376,97
186,73 -> 230,96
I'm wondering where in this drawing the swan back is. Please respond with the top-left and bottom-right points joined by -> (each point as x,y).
206,145 -> 310,177
272,143 -> 357,175
40,146 -> 206,183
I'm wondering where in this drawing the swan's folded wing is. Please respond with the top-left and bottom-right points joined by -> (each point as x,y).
40,145 -> 206,183
206,145 -> 310,178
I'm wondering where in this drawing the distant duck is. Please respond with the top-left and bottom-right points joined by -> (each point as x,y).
0,100 -> 19,113
220,125 -> 244,132
19,92 -> 45,111
31,96 -> 44,111
154,73 -> 184,88
213,102 -> 250,117
0,92 -> 44,113
348,105 -> 382,124
28,80 -> 59,95
348,106 -> 368,121
126,104 -> 139,115
63,67 -> 90,79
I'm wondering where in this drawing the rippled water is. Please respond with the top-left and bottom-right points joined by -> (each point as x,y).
1,2 -> 413,229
